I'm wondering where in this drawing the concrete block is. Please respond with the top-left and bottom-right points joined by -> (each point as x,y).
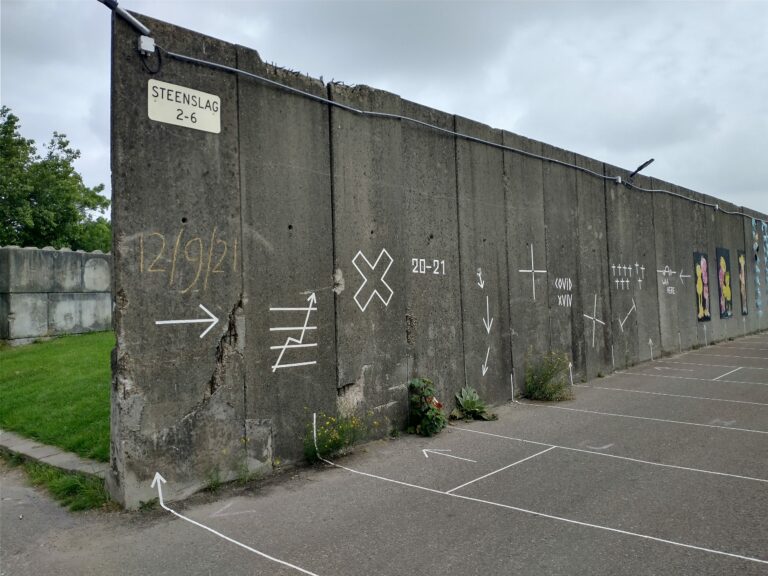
0,247 -> 54,293
455,116 -> 512,404
83,256 -> 111,292
401,99 -> 465,407
48,293 -> 112,335
0,294 -> 8,340
574,153 -> 612,379
541,143 -> 581,375
5,293 -> 48,339
236,48 -> 337,464
503,132 -> 549,394
604,167 -> 661,367
330,84 -> 408,429
109,13 -> 245,508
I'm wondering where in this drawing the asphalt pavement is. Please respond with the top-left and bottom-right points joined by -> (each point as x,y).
2,333 -> 766,575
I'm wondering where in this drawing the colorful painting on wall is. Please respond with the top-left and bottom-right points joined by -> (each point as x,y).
716,248 -> 733,318
752,219 -> 762,309
738,250 -> 748,316
694,252 -> 711,321
763,221 -> 768,297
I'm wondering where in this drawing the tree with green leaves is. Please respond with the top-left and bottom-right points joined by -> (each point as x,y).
0,106 -> 111,252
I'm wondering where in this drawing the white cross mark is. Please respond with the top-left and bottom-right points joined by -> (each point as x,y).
518,244 -> 547,301
352,249 -> 394,312
583,293 -> 606,348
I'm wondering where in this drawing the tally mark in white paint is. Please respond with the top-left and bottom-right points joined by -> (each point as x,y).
583,293 -> 605,348
353,249 -> 394,312
518,244 -> 547,301
269,293 -> 318,372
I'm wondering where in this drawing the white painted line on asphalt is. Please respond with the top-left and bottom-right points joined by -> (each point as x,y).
615,371 -> 768,387
152,473 -> 321,576
684,352 -> 768,361
455,427 -> 768,483
718,346 -> 768,351
534,403 -> 767,433
656,360 -> 768,371
532,404 -> 768,434
448,492 -> 768,567
445,446 -> 556,494
575,383 -> 768,407
315,427 -> 768,566
713,367 -> 743,381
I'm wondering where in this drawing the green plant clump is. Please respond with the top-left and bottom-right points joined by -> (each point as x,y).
408,378 -> 447,437
2,453 -> 114,511
524,351 -> 573,401
304,412 -> 366,462
450,386 -> 497,421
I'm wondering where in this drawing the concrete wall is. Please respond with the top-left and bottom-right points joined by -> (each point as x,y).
109,13 -> 768,507
0,246 -> 111,342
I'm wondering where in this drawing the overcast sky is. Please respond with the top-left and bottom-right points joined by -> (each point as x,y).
2,0 -> 766,214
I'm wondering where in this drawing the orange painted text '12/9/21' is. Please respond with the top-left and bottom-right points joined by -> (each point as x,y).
137,226 -> 237,293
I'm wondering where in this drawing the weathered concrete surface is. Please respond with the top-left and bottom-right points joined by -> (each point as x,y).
542,144 -> 581,374
330,84 -> 408,430
574,153 -> 612,379
107,13 -> 768,508
604,167 -> 661,368
237,48 -> 337,467
0,247 -> 112,341
503,132 -> 549,394
110,13 -> 245,508
455,116 -> 511,404
402,99 -> 465,407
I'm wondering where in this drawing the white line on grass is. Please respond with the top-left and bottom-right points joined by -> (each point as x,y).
455,427 -> 768,484
312,417 -> 768,566
531,404 -> 768,434
445,446 -> 556,494
575,384 -> 768,407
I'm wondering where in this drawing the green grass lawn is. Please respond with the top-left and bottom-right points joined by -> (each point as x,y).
0,332 -> 113,462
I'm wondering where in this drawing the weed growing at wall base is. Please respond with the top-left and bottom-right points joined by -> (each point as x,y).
524,351 -> 573,401
450,386 -> 497,421
408,378 -> 447,436
304,412 -> 366,462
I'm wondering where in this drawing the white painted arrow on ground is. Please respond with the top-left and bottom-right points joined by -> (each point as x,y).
422,449 -> 476,463
483,295 -> 494,334
482,346 -> 491,376
150,472 -> 320,575
155,304 -> 219,338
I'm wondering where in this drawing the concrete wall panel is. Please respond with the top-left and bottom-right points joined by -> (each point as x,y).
236,49 -> 337,466
574,154 -> 612,379
541,144 -> 581,374
455,117 -> 511,404
330,85 -> 408,429
48,292 -> 112,335
401,100 -> 465,408
110,13 -> 244,507
604,167 -> 661,367
503,133 -> 549,395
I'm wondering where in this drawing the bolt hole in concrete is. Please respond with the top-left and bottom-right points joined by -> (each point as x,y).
288,224 -> 293,231
181,217 -> 188,223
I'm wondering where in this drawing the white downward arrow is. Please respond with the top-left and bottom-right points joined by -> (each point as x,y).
477,268 -> 485,289
155,304 -> 220,338
483,295 -> 494,334
482,346 -> 490,376
422,449 -> 476,463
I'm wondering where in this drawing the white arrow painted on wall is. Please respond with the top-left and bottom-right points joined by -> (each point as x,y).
482,346 -> 491,376
155,304 -> 219,338
483,295 -> 494,334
